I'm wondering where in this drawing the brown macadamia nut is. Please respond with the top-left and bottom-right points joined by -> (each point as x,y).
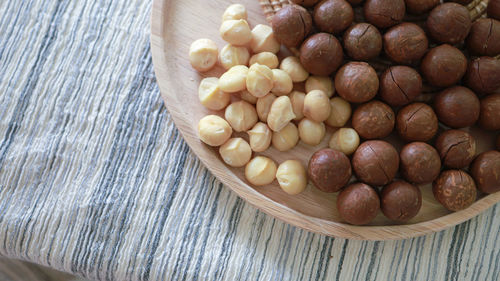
434,86 -> 480,129
471,151 -> 500,194
267,96 -> 296,132
291,0 -> 320,7
488,0 -> 500,20
249,52 -> 279,69
326,97 -> 352,127
220,19 -> 252,46
290,91 -> 306,121
396,103 -> 438,142
245,156 -> 277,186
247,63 -> 274,98
329,128 -> 360,155
400,142 -> 441,184
352,101 -> 395,139
198,115 -> 232,146
299,33 -> 344,76
479,94 -> 500,131
381,181 -> 422,222
343,23 -> 382,61
219,138 -> 252,167
248,122 -> 272,152
465,57 -> 500,96
225,101 -> 258,132
421,44 -> 467,88
380,66 -> 422,107
433,170 -> 477,211
384,23 -> 428,65
250,24 -> 281,54
222,4 -> 247,21
240,90 -> 257,104
467,18 -> 500,56
280,56 -> 310,83
303,90 -> 331,122
314,0 -> 354,34
256,94 -> 277,122
352,140 -> 399,186
306,76 -> 335,98
335,62 -> 379,103
189,39 -> 218,72
198,77 -> 231,111
276,160 -> 308,195
435,130 -> 476,169
337,183 -> 380,225
271,69 -> 293,96
405,0 -> 439,14
272,5 -> 312,47
219,65 -> 249,93
426,3 -> 471,45
308,148 -> 352,192
298,118 -> 326,146
364,0 -> 405,29
272,123 -> 300,151
497,135 -> 500,151
219,44 -> 250,70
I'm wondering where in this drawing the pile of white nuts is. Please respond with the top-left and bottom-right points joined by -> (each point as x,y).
190,4 -> 360,195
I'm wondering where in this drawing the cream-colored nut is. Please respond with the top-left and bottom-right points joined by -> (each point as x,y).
219,19 -> 252,46
198,115 -> 232,146
290,91 -> 305,121
325,97 -> 352,127
245,156 -> 277,186
305,76 -> 335,98
250,24 -> 280,54
189,39 -> 218,72
256,94 -> 276,122
280,56 -> 309,82
198,77 -> 231,110
267,96 -> 296,132
224,100 -> 258,132
272,123 -> 299,152
329,128 -> 360,156
276,160 -> 307,195
219,44 -> 250,70
298,118 -> 326,146
271,69 -> 293,96
249,52 -> 279,69
248,122 -> 272,152
219,138 -> 252,167
240,90 -> 257,104
219,65 -> 248,93
247,63 -> 274,98
303,90 -> 331,122
222,4 -> 247,21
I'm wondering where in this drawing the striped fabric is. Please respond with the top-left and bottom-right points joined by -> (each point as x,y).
0,0 -> 499,281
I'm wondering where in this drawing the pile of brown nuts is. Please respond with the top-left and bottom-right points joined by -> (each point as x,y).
191,1 -> 500,226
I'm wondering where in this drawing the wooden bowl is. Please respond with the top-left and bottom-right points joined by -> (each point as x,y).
150,0 -> 500,240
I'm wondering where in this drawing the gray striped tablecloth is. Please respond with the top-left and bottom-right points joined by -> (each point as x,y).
0,0 -> 499,280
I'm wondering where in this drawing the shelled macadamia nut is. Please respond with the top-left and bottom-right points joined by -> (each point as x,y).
479,94 -> 500,131
290,91 -> 306,121
426,3 -> 471,45
384,23 -> 428,65
335,62 -> 379,103
352,140 -> 399,186
326,97 -> 352,127
198,77 -> 231,111
467,18 -> 500,56
280,56 -> 309,83
250,24 -> 281,54
434,86 -> 480,128
220,19 -> 252,46
219,44 -> 250,70
256,94 -> 277,122
271,69 -> 293,96
271,5 -> 312,47
248,122 -> 272,152
421,44 -> 467,88
343,23 -> 382,61
300,33 -> 344,76
337,183 -> 380,225
245,156 -> 277,186
247,63 -> 274,98
249,52 -> 279,69
222,4 -> 247,21
272,123 -> 299,151
276,160 -> 308,195
219,138 -> 252,167
381,181 -> 422,222
380,66 -> 422,107
329,128 -> 360,155
198,115 -> 233,146
400,142 -> 441,184
189,39 -> 218,72
308,148 -> 352,192
314,0 -> 354,34
305,76 -> 334,98
465,57 -> 500,96
435,130 -> 476,168
352,101 -> 395,140
433,170 -> 477,211
396,103 -> 438,142
225,100 -> 258,132
298,118 -> 326,146
240,90 -> 257,104
405,0 -> 439,14
219,65 -> 249,93
303,90 -> 331,122
471,150 -> 500,194
364,0 -> 405,29
268,96 -> 296,132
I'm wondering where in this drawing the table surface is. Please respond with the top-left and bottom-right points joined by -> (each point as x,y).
0,0 -> 499,280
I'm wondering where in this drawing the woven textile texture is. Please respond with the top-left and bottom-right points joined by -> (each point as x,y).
1,0 -> 500,280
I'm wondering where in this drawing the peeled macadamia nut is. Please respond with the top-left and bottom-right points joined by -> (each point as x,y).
250,24 -> 281,54
290,91 -> 306,121
384,23 -> 428,65
479,94 -> 500,131
405,0 -> 439,14
272,123 -> 299,151
381,181 -> 422,222
467,18 -> 500,56
308,148 -> 352,192
326,97 -> 352,127
435,130 -> 476,168
434,86 -> 480,129
219,19 -> 252,46
343,23 -> 382,61
305,76 -> 334,98
189,39 -> 218,72
299,119 -> 326,146
364,0 -> 405,29
421,44 -> 467,88
222,4 -> 247,21
291,0 -> 320,7
219,138 -> 252,167
352,101 -> 395,140
380,66 -> 422,107
280,56 -> 309,83
219,65 -> 248,93
240,90 -> 257,104
299,33 -> 344,76
396,103 -> 438,142
314,0 -> 354,34
249,52 -> 279,69
426,3 -> 471,45
352,140 -> 399,186
276,160 -> 308,195
198,115 -> 233,146
337,183 -> 380,225
303,90 -> 331,122
224,101 -> 258,132
471,151 -> 500,194
198,77 -> 231,111
335,62 -> 379,103
329,128 -> 360,155
465,57 -> 500,96
219,44 -> 250,70
267,96 -> 296,132
433,170 -> 477,211
400,142 -> 441,184
248,122 -> 272,152
272,5 -> 312,47
246,63 -> 274,98
256,94 -> 277,122
271,69 -> 293,96
245,156 -> 277,186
